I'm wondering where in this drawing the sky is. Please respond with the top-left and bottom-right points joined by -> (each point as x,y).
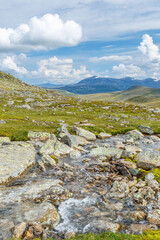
1,0 -> 160,84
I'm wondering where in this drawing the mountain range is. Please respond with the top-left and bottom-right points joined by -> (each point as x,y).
39,76 -> 160,94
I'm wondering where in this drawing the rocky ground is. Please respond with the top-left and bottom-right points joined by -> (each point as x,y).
0,125 -> 160,239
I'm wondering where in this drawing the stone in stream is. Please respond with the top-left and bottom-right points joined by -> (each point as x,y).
138,125 -> 154,135
73,127 -> 96,141
39,139 -> 72,157
0,142 -> 36,185
37,154 -> 57,171
136,149 -> 160,170
89,147 -> 123,159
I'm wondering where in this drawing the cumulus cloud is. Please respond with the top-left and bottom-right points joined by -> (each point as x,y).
32,56 -> 91,83
138,34 -> 160,62
0,56 -> 28,75
89,55 -> 132,63
112,64 -> 145,78
0,13 -> 82,52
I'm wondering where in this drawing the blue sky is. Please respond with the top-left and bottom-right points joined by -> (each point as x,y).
1,0 -> 160,84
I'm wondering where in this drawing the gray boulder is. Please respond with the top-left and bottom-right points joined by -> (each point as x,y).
73,127 -> 96,141
0,142 -> 36,184
61,134 -> 89,147
138,125 -> 154,135
136,149 -> 160,170
125,130 -> 144,141
89,147 -> 123,159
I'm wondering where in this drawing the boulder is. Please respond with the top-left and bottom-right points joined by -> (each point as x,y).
73,127 -> 96,141
83,220 -> 120,233
39,139 -> 72,157
90,147 -> 122,159
28,131 -> 51,141
148,209 -> 160,225
97,132 -> 112,140
125,130 -> 144,141
61,134 -> 89,147
138,125 -> 154,135
136,149 -> 160,170
37,154 -> 57,171
0,142 -> 36,185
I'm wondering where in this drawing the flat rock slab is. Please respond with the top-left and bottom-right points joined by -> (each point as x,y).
0,142 -> 36,185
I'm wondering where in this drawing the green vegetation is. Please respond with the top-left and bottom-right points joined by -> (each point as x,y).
139,168 -> 160,183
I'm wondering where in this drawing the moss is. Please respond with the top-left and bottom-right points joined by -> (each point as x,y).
138,168 -> 160,183
141,230 -> 160,240
51,155 -> 59,164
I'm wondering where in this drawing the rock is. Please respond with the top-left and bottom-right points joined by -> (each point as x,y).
28,131 -> 51,141
39,139 -> 72,157
90,147 -> 122,159
73,127 -> 96,141
138,125 -> 154,135
118,159 -> 137,169
130,223 -> 157,234
14,222 -> 27,239
61,134 -> 89,147
65,232 -> 76,239
0,120 -> 6,124
125,130 -> 144,141
0,136 -> 10,143
23,202 -> 60,228
0,219 -> 14,240
130,211 -> 146,221
0,142 -> 36,184
38,154 -> 57,171
150,135 -> 160,142
16,104 -> 31,109
148,209 -> 160,225
145,173 -> 155,181
83,220 -> 120,233
136,149 -> 160,170
147,180 -> 159,190
97,132 -> 112,140
123,145 -> 142,158
107,180 -> 129,199
57,124 -> 69,138
129,168 -> 140,176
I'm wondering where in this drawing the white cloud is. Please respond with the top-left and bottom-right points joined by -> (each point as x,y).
112,64 -> 145,78
0,13 -> 82,52
138,34 -> 160,62
0,56 -> 28,75
32,56 -> 92,83
89,55 -> 132,63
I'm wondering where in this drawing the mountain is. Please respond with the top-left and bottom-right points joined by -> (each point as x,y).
57,76 -> 160,94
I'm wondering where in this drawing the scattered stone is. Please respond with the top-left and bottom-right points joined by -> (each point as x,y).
73,127 -> 96,141
97,132 -> 112,140
138,125 -> 154,135
148,209 -> 160,225
136,149 -> 160,170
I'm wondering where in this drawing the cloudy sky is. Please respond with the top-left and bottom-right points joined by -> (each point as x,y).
1,0 -> 160,84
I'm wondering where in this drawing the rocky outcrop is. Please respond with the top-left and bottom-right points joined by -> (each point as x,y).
0,142 -> 36,184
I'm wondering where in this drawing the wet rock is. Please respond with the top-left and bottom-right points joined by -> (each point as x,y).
0,142 -> 36,185
39,139 -> 72,157
148,209 -> 160,225
138,125 -> 154,135
97,132 -> 112,140
73,127 -> 96,141
90,147 -> 122,158
28,131 -> 51,141
136,149 -> 160,170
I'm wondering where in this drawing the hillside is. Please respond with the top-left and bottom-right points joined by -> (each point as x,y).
57,76 -> 160,94
78,86 -> 160,107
